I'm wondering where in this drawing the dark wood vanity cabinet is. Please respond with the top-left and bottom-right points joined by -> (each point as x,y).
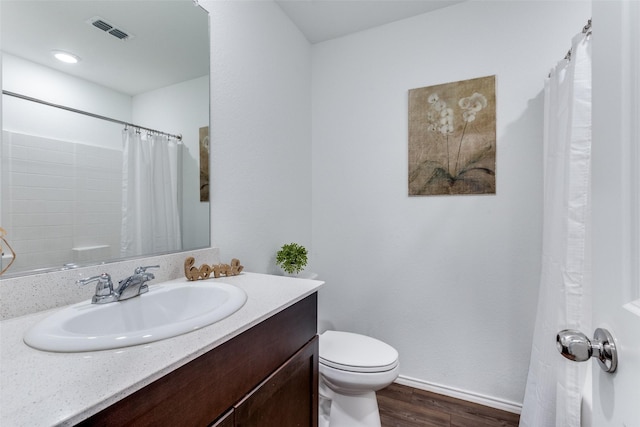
78,293 -> 318,427
234,338 -> 317,426
210,410 -> 234,427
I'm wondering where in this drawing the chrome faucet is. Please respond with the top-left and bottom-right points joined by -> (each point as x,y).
77,265 -> 159,304
116,265 -> 159,301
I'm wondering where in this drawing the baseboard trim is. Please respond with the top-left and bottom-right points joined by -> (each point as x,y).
395,375 -> 522,415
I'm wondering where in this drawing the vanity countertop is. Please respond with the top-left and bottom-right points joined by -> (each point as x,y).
0,272 -> 323,427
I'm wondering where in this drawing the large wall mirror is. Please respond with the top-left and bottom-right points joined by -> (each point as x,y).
0,0 -> 210,277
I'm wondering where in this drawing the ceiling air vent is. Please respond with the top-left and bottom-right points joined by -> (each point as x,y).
91,19 -> 113,32
108,28 -> 129,40
87,16 -> 134,41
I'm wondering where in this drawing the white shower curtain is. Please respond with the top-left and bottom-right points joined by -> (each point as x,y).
121,128 -> 182,257
520,30 -> 592,427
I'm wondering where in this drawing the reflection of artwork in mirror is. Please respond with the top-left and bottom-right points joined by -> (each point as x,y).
0,0 -> 210,276
0,227 -> 17,276
408,75 -> 496,196
200,126 -> 210,202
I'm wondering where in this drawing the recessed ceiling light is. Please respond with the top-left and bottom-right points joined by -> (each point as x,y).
52,50 -> 81,64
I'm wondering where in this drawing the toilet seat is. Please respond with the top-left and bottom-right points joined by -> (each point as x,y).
319,330 -> 399,373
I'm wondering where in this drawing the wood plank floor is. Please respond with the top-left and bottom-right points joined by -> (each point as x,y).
376,383 -> 520,427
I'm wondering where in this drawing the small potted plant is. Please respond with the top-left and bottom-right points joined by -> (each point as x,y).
276,243 -> 308,276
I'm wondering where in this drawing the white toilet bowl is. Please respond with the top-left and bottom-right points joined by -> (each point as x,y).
319,330 -> 399,427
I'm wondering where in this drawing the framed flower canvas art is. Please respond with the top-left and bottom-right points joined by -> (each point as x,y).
408,75 -> 496,196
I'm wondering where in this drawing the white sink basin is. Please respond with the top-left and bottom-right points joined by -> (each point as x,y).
24,278 -> 247,352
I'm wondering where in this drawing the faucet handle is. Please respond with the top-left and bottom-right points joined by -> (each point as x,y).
77,273 -> 116,304
77,273 -> 112,293
134,265 -> 160,274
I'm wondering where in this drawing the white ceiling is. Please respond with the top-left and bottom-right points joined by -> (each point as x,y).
1,0 -> 463,96
1,0 -> 209,96
276,0 -> 465,44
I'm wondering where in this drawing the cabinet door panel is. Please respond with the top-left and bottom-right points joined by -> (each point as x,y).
210,409 -> 234,427
235,336 -> 318,427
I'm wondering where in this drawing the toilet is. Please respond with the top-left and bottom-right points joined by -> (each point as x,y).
319,330 -> 400,427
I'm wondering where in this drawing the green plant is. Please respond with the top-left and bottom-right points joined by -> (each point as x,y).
276,243 -> 308,275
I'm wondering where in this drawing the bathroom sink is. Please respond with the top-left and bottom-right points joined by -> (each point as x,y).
23,278 -> 247,352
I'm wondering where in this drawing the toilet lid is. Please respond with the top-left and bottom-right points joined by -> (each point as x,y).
319,331 -> 399,373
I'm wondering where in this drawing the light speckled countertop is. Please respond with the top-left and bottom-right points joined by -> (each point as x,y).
0,272 -> 323,427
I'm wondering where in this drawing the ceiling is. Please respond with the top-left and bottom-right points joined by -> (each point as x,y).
1,0 -> 209,96
276,0 -> 465,44
1,0 -> 463,97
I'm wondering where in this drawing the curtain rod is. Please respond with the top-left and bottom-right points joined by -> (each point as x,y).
564,19 -> 592,62
548,18 -> 592,78
2,90 -> 182,141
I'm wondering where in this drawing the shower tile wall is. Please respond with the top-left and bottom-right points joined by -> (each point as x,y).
1,131 -> 122,271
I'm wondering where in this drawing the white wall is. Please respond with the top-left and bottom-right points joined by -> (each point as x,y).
311,0 -> 591,408
203,0 -> 313,272
2,54 -> 129,149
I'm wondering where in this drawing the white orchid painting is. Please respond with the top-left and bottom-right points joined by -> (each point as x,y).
408,75 -> 496,195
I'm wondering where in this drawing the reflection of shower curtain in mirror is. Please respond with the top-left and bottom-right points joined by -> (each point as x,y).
121,128 -> 181,257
